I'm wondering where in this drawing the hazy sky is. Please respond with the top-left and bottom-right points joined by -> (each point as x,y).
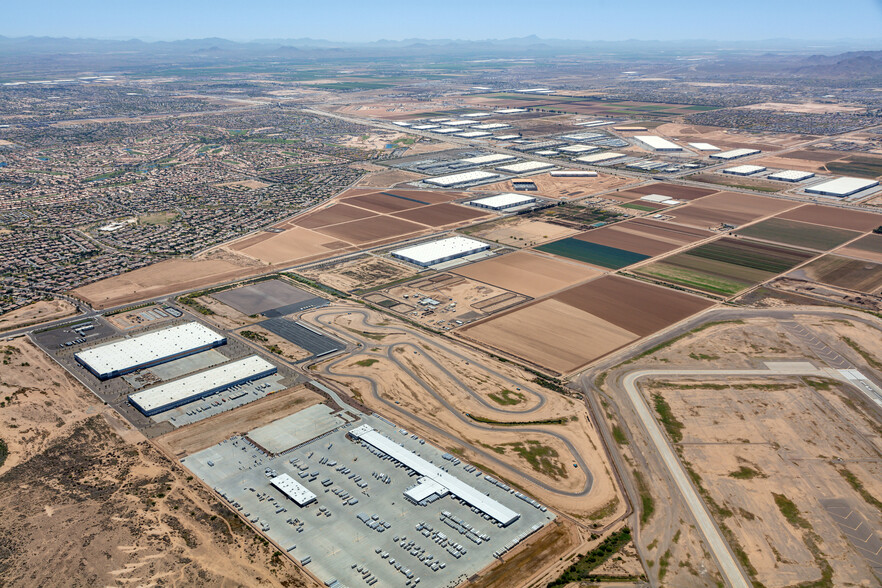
3,0 -> 882,42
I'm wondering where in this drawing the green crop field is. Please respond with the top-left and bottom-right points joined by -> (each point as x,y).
536,238 -> 649,269
634,237 -> 816,296
825,156 -> 882,179
736,218 -> 861,251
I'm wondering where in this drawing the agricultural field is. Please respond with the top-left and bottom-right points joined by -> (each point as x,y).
619,182 -> 718,202
790,254 -> 882,294
735,217 -> 862,251
533,203 -> 629,229
477,171 -> 638,200
536,237 -> 650,269
824,154 -> 882,179
778,204 -> 882,232
452,250 -> 601,298
571,218 -> 714,257
634,237 -> 817,297
836,233 -> 882,263
460,275 -> 712,374
664,192 -> 797,230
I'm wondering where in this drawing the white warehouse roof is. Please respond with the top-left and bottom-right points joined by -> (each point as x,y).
767,170 -> 815,182
128,356 -> 276,415
805,177 -> 880,197
471,123 -> 510,130
550,170 -> 598,177
271,474 -> 317,506
411,124 -> 440,130
431,127 -> 462,134
689,142 -> 720,151
635,135 -> 682,151
559,145 -> 599,154
575,152 -> 625,164
442,119 -> 476,126
722,165 -> 766,176
424,170 -> 500,187
496,161 -> 555,174
350,425 -> 520,526
710,148 -> 761,160
392,236 -> 489,267
458,153 -> 516,166
75,322 -> 225,379
492,134 -> 521,141
456,130 -> 492,138
462,112 -> 491,118
469,193 -> 537,209
495,108 -> 527,114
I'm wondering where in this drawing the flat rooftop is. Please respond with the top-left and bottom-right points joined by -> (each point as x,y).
710,148 -> 761,160
496,161 -> 555,174
392,236 -> 489,266
128,355 -> 276,415
350,424 -> 520,526
469,193 -> 537,209
635,135 -> 682,151
805,176 -> 880,197
75,322 -> 225,378
249,404 -> 346,454
424,170 -> 500,187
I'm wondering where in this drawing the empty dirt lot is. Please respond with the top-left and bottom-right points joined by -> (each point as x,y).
453,250 -> 601,297
0,338 -> 312,587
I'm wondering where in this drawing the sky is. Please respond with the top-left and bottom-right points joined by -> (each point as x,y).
3,0 -> 882,43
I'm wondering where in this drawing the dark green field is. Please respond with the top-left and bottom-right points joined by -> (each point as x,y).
736,218 -> 861,251
536,238 -> 650,269
825,156 -> 882,179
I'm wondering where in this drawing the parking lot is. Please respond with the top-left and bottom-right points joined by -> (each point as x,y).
183,413 -> 554,588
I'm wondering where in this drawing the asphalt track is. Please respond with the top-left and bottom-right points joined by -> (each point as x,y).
303,306 -> 595,499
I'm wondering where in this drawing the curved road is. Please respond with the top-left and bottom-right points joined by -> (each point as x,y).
302,306 -> 595,499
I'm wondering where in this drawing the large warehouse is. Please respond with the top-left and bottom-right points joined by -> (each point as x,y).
349,424 -> 520,526
722,165 -> 766,176
392,236 -> 489,267
710,148 -> 761,160
496,161 -> 555,174
550,170 -> 598,177
575,152 -> 625,164
805,177 -> 880,198
75,322 -> 226,380
469,193 -> 537,210
424,170 -> 501,188
634,135 -> 682,151
767,170 -> 815,182
270,474 -> 317,507
457,153 -> 516,167
128,355 -> 277,416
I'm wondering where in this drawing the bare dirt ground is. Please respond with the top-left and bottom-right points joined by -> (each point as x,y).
0,298 -> 76,330
354,167 -> 426,188
595,315 -> 882,587
655,122 -> 812,150
305,306 -> 623,522
194,294 -> 255,329
73,250 -> 266,309
215,179 -> 271,190
463,216 -> 581,247
339,131 -> 406,150
154,386 -> 323,457
238,325 -> 312,362
0,338 -> 314,587
478,172 -> 638,201
402,140 -> 460,155
299,255 -> 419,293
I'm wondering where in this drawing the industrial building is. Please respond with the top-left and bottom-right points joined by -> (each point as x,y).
271,473 -> 317,506
411,124 -> 440,130
424,170 -> 501,188
391,236 -> 489,267
471,123 -> 510,130
442,119 -> 475,127
127,356 -> 277,416
75,322 -> 226,380
462,112 -> 491,118
492,134 -> 521,141
635,135 -> 682,151
805,177 -> 880,198
495,161 -> 555,174
550,170 -> 598,177
767,170 -> 816,182
455,130 -> 492,139
722,165 -> 767,176
575,152 -> 625,164
457,153 -> 516,167
349,425 -> 520,526
710,148 -> 761,160
469,193 -> 537,210
431,127 -> 462,135
559,144 -> 599,154
689,142 -> 720,151
640,194 -> 682,205
495,108 -> 526,114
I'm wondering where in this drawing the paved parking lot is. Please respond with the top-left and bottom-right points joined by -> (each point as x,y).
184,413 -> 554,588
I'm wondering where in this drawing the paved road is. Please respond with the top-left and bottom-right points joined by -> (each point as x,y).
304,306 -> 595,499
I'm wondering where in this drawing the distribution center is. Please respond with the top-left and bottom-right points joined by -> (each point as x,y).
391,236 -> 489,267
128,355 -> 277,416
804,177 -> 880,198
468,193 -> 537,210
75,322 -> 226,380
